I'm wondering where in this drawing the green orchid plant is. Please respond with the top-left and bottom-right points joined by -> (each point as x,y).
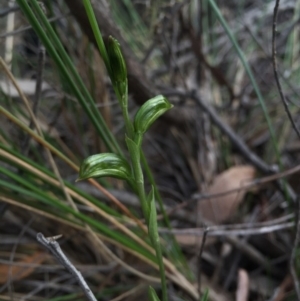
77,2 -> 173,300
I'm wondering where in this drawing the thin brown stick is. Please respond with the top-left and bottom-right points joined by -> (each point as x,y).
272,0 -> 300,140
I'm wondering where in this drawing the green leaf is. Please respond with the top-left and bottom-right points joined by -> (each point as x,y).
82,0 -> 111,73
78,153 -> 133,183
148,286 -> 161,301
134,95 -> 173,135
107,36 -> 127,99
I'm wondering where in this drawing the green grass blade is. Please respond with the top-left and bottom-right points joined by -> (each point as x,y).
82,0 -> 111,75
0,143 -> 118,216
0,168 -> 155,261
16,0 -> 122,155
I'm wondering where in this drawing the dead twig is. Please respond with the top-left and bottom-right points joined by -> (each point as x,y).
159,222 -> 294,237
36,233 -> 97,301
272,0 -> 300,140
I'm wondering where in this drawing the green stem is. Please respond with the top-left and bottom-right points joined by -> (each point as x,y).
128,133 -> 167,301
129,151 -> 168,301
119,85 -> 134,139
129,148 -> 148,223
134,133 -> 143,149
82,0 -> 111,75
122,103 -> 134,138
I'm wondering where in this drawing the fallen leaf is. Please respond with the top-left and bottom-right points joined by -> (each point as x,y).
0,251 -> 47,284
198,165 -> 256,224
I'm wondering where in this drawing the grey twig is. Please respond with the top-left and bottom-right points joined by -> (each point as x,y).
290,197 -> 300,300
159,221 -> 294,237
36,233 -> 97,301
272,0 -> 300,140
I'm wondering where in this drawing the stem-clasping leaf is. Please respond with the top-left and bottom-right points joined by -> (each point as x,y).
134,95 -> 173,135
125,136 -> 140,159
77,153 -> 133,184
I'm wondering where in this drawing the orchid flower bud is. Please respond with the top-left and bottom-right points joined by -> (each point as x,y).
107,36 -> 127,99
